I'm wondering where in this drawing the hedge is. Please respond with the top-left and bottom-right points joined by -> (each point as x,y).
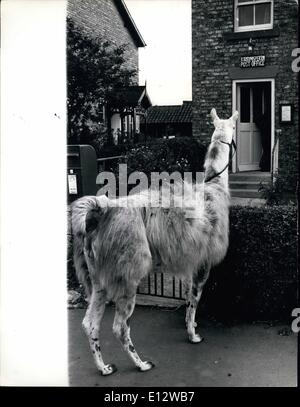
201,205 -> 298,322
122,137 -> 207,178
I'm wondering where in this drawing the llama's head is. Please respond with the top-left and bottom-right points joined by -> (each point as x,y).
210,108 -> 239,144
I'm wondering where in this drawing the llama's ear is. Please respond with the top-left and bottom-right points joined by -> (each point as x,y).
210,108 -> 219,123
231,111 -> 239,122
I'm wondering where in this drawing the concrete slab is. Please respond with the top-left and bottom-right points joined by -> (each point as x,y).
68,306 -> 297,387
230,197 -> 266,207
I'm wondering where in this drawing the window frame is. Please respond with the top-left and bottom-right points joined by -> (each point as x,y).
234,0 -> 274,33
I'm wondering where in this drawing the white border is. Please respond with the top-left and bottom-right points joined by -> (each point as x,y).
0,0 -> 68,386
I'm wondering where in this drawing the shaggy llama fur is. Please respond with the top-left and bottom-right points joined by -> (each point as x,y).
70,108 -> 238,375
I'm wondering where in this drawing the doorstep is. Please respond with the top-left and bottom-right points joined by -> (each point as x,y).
230,197 -> 266,207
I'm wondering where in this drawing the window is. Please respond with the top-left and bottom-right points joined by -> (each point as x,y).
235,0 -> 273,32
240,87 -> 251,123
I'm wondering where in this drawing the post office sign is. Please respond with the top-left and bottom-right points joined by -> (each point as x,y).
240,55 -> 265,68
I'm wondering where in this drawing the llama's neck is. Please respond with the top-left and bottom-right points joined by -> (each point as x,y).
204,141 -> 230,193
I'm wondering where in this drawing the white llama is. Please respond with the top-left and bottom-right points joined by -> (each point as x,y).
70,108 -> 238,375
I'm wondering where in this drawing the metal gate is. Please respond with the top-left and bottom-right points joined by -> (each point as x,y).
137,272 -> 185,301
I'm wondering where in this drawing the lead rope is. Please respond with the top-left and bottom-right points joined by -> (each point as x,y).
204,139 -> 237,183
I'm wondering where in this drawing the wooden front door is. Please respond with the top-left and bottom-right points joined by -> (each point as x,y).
237,83 -> 266,171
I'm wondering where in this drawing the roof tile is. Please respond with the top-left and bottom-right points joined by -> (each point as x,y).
145,101 -> 192,124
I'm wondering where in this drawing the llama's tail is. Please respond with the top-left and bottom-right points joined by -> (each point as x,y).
69,196 -> 106,300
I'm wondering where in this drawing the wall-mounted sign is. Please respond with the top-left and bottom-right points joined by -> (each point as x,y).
68,174 -> 78,194
240,55 -> 265,68
280,104 -> 293,124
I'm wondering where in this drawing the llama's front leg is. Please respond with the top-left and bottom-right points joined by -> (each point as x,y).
82,288 -> 117,376
113,295 -> 155,372
186,266 -> 210,343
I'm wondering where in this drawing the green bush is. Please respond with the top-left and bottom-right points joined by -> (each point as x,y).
202,205 -> 298,321
67,17 -> 137,145
258,173 -> 298,205
123,137 -> 207,179
97,142 -> 129,159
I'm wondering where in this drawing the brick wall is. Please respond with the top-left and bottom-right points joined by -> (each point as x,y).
192,0 -> 298,188
68,0 -> 139,79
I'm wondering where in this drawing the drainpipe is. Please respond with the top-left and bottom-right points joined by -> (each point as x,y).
272,129 -> 281,184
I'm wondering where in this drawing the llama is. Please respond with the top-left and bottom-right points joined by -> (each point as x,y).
70,108 -> 238,375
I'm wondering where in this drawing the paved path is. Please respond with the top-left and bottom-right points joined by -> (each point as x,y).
68,306 -> 297,387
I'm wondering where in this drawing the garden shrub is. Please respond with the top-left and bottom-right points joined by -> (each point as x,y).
259,173 -> 298,205
97,142 -> 129,159
202,205 -> 298,321
122,137 -> 208,180
92,137 -> 208,196
67,17 -> 137,146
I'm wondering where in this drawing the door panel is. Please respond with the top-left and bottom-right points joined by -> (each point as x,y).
252,125 -> 262,163
239,126 -> 252,164
237,84 -> 263,171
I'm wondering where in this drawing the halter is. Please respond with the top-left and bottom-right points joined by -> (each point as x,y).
204,139 -> 237,183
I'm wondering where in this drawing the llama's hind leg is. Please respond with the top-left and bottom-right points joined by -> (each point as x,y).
186,266 -> 210,343
82,286 -> 117,376
113,294 -> 155,372
184,278 -> 197,328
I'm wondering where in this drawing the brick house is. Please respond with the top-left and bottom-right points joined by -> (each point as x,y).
67,0 -> 150,143
192,0 -> 298,192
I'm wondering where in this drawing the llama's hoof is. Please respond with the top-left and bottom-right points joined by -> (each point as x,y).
100,364 -> 117,376
138,361 -> 155,372
189,334 -> 204,344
